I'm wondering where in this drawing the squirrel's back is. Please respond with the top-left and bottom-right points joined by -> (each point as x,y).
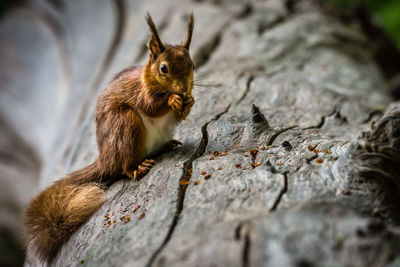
24,162 -> 105,264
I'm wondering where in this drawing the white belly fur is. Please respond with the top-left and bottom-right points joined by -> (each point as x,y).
140,111 -> 177,156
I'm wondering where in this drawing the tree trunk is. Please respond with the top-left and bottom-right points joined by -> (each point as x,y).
1,0 -> 400,266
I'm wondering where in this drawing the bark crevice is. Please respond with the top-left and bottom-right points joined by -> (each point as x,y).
269,172 -> 288,212
146,104 -> 231,267
236,75 -> 255,105
267,126 -> 297,146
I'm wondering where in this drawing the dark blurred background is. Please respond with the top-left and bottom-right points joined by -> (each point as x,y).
330,0 -> 400,48
0,0 -> 399,266
2,0 -> 399,46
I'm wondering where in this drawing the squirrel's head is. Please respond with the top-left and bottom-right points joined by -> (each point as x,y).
144,13 -> 194,97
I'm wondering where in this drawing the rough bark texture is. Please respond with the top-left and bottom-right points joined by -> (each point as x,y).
1,0 -> 400,266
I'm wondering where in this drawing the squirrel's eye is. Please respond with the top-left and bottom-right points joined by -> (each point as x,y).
160,64 -> 168,74
192,65 -> 195,70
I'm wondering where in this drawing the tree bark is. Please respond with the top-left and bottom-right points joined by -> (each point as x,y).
1,0 -> 399,266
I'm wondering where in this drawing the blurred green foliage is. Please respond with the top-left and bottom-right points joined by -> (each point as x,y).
329,0 -> 400,48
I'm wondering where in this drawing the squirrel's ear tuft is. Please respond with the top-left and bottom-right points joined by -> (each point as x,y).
146,12 -> 165,57
182,12 -> 194,50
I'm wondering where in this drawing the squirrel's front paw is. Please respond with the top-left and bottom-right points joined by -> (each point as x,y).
168,94 -> 183,113
182,96 -> 195,119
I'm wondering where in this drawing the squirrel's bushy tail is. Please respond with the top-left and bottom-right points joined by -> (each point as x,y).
24,162 -> 106,264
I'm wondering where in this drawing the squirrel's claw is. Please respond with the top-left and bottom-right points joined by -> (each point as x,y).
183,95 -> 194,105
142,159 -> 155,167
129,159 -> 155,180
181,96 -> 195,120
184,96 -> 194,109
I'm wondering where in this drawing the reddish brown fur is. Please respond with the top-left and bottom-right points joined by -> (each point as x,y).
24,13 -> 195,265
24,163 -> 105,264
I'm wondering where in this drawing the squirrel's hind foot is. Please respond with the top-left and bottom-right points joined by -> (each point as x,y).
126,159 -> 155,180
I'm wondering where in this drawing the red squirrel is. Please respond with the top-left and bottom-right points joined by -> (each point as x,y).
24,13 -> 195,264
